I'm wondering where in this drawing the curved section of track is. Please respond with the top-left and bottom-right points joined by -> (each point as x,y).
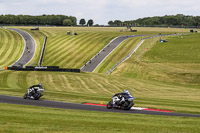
81,35 -> 144,72
8,28 -> 36,66
0,95 -> 200,117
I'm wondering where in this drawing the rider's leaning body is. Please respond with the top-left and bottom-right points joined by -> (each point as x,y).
28,83 -> 42,96
112,90 -> 135,105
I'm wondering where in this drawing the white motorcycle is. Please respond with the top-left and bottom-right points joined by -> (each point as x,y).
24,86 -> 44,100
107,91 -> 135,110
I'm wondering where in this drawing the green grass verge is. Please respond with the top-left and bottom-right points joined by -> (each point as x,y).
0,28 -> 24,68
0,103 -> 200,133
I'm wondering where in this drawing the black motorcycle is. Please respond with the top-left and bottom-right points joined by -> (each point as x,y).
24,87 -> 44,100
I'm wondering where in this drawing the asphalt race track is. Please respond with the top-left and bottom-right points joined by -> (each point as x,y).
8,28 -> 36,66
0,95 -> 200,117
81,35 -> 144,72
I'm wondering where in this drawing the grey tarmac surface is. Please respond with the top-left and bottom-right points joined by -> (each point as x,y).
0,95 -> 200,117
8,28 -> 36,66
81,35 -> 144,72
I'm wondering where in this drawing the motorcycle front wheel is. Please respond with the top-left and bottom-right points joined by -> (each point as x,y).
23,93 -> 28,99
107,101 -> 113,109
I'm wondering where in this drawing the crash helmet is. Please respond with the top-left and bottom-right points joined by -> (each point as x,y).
39,83 -> 42,87
123,90 -> 130,95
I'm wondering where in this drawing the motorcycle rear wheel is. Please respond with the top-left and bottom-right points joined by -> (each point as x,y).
33,93 -> 41,100
121,101 -> 133,110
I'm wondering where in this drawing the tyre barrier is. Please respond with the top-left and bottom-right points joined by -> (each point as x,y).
7,66 -> 80,73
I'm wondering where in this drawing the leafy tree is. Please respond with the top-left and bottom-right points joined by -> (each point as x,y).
108,20 -> 114,26
0,14 -> 77,26
111,14 -> 200,27
114,20 -> 122,26
87,19 -> 94,26
79,18 -> 86,26
63,19 -> 73,26
69,16 -> 77,26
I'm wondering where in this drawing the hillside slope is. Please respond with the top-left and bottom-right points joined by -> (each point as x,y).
0,28 -> 24,68
112,33 -> 200,86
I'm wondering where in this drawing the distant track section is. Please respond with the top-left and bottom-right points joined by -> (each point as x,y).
106,33 -> 189,74
81,35 -> 144,72
8,28 -> 36,67
0,95 -> 200,117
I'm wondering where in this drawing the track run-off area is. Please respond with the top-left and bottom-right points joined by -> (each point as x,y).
0,95 -> 200,118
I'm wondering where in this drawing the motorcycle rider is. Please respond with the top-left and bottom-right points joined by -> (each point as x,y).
112,90 -> 135,106
27,83 -> 42,97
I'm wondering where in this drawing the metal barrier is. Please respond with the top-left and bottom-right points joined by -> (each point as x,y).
38,36 -> 47,66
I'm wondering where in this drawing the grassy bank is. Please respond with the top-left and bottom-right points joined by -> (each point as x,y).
0,28 -> 24,68
112,33 -> 200,86
0,103 -> 200,133
0,70 -> 200,114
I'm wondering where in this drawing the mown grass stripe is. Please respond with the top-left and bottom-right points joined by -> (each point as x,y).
57,33 -> 104,68
46,33 -> 101,67
0,29 -> 24,68
88,77 -> 113,94
0,29 -> 11,59
75,76 -> 95,93
44,34 -> 88,62
3,31 -> 18,63
46,33 -> 87,53
67,34 -> 110,67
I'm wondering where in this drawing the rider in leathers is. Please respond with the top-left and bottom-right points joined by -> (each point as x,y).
112,90 -> 135,106
28,83 -> 42,97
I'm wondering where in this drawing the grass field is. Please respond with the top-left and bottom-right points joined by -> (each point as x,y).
112,33 -> 200,86
12,27 -> 189,68
1,27 -> 199,132
1,103 -> 200,133
0,28 -> 24,68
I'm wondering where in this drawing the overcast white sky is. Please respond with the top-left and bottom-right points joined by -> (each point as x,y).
0,0 -> 200,24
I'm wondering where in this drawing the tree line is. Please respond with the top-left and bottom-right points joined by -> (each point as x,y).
0,14 -> 77,26
108,14 -> 200,27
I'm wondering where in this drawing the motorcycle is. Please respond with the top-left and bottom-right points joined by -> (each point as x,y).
24,87 -> 44,100
107,94 -> 135,110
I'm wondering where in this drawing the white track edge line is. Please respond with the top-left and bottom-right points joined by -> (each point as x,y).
92,36 -> 134,72
80,36 -> 119,70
